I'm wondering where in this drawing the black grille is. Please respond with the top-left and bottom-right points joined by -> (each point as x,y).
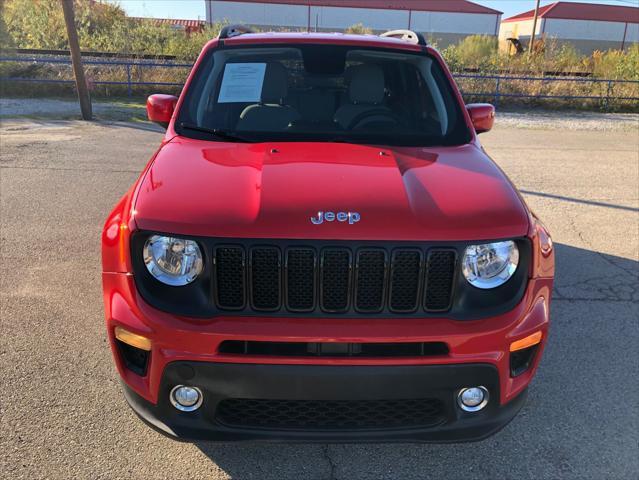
215,398 -> 445,430
285,249 -> 315,311
320,249 -> 352,312
212,243 -> 457,315
389,250 -> 422,312
215,247 -> 245,309
424,250 -> 456,311
250,248 -> 281,310
355,250 -> 386,312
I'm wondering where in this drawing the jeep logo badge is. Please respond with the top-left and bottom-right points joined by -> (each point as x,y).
310,211 -> 361,225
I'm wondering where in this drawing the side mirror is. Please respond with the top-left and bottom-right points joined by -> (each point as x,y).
146,94 -> 178,128
466,103 -> 495,134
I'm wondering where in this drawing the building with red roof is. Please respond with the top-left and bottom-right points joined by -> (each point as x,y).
205,0 -> 503,47
499,1 -> 639,54
132,17 -> 207,35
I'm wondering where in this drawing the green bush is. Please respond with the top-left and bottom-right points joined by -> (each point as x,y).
442,34 -> 638,111
550,43 -> 587,72
440,33 -> 638,81
1,0 -> 226,60
592,44 -> 639,80
443,35 -> 498,70
166,23 -> 228,60
345,23 -> 372,35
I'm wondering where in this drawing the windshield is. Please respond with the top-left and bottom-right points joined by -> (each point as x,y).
176,44 -> 471,146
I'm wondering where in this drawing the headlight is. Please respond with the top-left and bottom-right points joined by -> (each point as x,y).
462,241 -> 519,289
143,235 -> 203,286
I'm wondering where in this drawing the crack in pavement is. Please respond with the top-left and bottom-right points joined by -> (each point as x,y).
555,274 -> 639,303
553,297 -> 637,303
565,213 -> 639,280
322,445 -> 338,480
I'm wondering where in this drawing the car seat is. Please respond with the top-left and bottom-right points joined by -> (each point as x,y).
237,62 -> 300,131
334,64 -> 391,130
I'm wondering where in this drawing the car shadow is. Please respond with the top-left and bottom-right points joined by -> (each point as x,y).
190,243 -> 638,480
520,190 -> 639,214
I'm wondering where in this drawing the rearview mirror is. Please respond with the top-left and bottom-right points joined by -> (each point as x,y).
146,94 -> 178,128
466,103 -> 495,134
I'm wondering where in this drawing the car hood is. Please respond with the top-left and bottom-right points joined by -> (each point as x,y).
133,138 -> 529,241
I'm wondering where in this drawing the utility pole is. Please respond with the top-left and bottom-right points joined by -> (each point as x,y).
60,0 -> 92,120
528,0 -> 541,55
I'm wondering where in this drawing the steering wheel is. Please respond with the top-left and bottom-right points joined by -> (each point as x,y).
347,109 -> 402,130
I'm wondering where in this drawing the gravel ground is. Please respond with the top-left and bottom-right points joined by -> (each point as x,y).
1,96 -> 638,130
1,115 -> 638,479
0,97 -> 146,122
495,109 -> 639,131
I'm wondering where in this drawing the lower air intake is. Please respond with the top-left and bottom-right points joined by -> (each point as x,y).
215,398 -> 445,431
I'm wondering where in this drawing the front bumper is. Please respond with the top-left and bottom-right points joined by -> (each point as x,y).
104,273 -> 552,442
122,362 -> 528,442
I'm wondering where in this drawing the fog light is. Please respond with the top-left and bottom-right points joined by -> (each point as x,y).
170,385 -> 203,412
457,386 -> 489,412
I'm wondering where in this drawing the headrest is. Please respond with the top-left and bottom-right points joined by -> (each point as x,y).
261,62 -> 289,104
348,64 -> 385,105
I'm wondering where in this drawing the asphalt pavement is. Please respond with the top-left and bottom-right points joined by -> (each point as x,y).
1,116 -> 637,479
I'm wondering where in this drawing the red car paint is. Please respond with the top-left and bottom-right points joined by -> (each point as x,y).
133,140 -> 529,241
102,31 -> 554,442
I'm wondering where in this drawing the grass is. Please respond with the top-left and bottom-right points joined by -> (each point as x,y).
94,100 -> 147,122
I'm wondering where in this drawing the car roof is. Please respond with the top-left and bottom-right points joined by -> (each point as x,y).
221,31 -> 424,52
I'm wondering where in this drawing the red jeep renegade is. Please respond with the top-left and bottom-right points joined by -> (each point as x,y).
102,27 -> 554,442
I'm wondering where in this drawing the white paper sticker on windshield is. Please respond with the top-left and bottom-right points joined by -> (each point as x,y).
217,63 -> 267,103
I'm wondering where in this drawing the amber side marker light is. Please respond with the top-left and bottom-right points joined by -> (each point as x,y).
118,223 -> 128,264
114,326 -> 152,351
510,331 -> 542,352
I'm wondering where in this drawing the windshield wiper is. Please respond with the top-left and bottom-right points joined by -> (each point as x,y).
178,122 -> 253,143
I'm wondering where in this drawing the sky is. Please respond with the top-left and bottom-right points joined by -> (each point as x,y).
109,0 -> 638,20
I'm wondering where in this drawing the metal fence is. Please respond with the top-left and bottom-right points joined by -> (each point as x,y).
0,55 -> 192,97
1,55 -> 638,107
454,73 -> 639,108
